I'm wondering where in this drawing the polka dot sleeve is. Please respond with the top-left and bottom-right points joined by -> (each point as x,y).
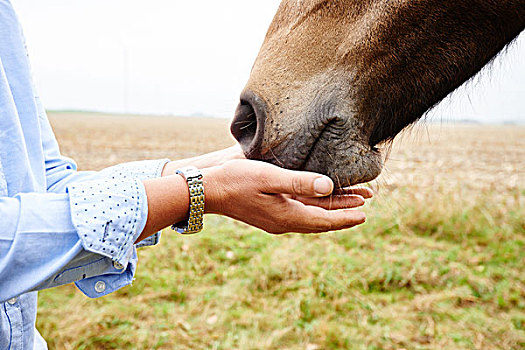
94,159 -> 169,248
67,177 -> 149,267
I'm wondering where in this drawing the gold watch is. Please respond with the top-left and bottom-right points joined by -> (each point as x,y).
171,166 -> 205,234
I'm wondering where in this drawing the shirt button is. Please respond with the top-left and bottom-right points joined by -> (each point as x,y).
113,261 -> 125,270
7,298 -> 17,305
94,281 -> 106,293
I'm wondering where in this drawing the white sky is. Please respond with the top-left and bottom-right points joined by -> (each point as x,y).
12,0 -> 525,122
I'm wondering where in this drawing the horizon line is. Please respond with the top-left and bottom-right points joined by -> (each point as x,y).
46,109 -> 525,126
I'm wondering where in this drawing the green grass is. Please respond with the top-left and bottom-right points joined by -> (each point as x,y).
37,185 -> 524,349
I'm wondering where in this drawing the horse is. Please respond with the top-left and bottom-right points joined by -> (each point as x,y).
231,0 -> 525,187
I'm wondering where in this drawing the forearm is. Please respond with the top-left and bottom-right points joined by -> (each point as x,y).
137,175 -> 191,242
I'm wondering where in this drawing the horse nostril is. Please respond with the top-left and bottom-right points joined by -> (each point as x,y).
231,99 -> 257,148
230,91 -> 267,159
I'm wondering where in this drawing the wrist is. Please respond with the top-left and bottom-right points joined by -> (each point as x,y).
201,166 -> 224,215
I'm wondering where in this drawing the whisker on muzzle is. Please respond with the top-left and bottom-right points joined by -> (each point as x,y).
239,122 -> 257,131
269,148 -> 285,167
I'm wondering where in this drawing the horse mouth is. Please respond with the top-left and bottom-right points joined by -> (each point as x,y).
257,119 -> 383,187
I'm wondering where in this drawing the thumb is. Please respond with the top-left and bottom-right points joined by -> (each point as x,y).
260,164 -> 334,197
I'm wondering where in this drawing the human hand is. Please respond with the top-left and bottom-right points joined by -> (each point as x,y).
162,145 -> 245,176
202,160 -> 373,234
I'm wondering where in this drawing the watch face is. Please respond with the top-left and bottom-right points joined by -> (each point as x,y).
177,166 -> 200,179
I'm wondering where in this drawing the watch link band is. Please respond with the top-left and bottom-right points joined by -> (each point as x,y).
171,166 -> 205,234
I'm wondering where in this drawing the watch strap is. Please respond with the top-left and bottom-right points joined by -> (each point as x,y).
171,166 -> 205,234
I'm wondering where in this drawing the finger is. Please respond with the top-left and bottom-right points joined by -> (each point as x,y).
333,187 -> 374,199
257,163 -> 334,197
294,205 -> 367,233
293,194 -> 366,210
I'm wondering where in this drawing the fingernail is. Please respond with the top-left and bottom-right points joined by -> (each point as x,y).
314,177 -> 333,195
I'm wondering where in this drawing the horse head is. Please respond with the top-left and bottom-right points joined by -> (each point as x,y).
231,0 -> 524,186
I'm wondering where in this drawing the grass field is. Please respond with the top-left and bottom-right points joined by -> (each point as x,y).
38,112 -> 524,349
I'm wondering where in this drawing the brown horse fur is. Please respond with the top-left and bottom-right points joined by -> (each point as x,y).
231,0 -> 525,186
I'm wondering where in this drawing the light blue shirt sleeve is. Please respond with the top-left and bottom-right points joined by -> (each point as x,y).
0,113 -> 170,301
0,158 -> 170,302
0,160 -> 170,301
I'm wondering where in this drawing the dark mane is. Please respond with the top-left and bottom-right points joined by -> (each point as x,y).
357,0 -> 525,146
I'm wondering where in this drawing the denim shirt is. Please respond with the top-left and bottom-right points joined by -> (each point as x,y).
0,1 -> 169,348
